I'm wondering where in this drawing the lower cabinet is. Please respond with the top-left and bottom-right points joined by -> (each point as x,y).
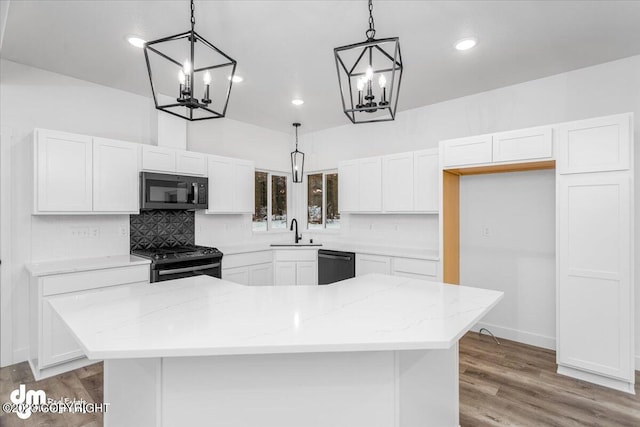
356,254 -> 391,276
356,254 -> 439,281
273,249 -> 318,286
222,251 -> 274,286
249,263 -> 274,286
29,264 -> 150,380
222,266 -> 250,285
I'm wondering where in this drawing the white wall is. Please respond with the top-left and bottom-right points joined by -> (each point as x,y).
304,54 -> 640,361
460,170 -> 556,349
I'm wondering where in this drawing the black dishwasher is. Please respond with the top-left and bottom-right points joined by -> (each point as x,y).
318,250 -> 356,285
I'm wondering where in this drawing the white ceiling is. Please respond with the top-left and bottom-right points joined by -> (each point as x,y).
2,1 -> 640,133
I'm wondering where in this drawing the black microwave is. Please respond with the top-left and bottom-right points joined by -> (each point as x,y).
140,172 -> 208,210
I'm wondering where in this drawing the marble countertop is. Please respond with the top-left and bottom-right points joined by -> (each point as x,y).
218,242 -> 439,260
26,255 -> 151,277
49,274 -> 502,359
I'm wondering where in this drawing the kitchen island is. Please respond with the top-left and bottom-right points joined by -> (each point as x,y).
49,274 -> 503,427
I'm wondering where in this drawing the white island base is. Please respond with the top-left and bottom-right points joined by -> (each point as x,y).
105,346 -> 459,427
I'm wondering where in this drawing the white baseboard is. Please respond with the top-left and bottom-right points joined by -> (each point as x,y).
12,346 -> 29,365
636,355 -> 640,372
469,322 -> 556,350
557,365 -> 635,394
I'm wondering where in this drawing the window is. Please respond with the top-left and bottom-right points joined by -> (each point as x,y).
253,171 -> 288,231
307,171 -> 340,230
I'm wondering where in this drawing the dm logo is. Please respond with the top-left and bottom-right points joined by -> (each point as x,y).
10,384 -> 46,419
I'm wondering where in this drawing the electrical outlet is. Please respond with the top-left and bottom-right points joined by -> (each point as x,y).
90,227 -> 100,238
482,226 -> 491,237
119,225 -> 129,237
71,227 -> 90,238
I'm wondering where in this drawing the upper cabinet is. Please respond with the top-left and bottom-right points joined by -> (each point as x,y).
340,150 -> 439,214
206,155 -> 254,214
34,129 -> 93,213
557,113 -> 631,174
441,134 -> 492,168
441,126 -> 554,169
176,151 -> 207,176
34,130 -> 139,214
93,138 -> 139,213
141,145 -> 176,173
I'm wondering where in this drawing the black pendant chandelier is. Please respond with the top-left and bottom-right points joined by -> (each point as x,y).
144,0 -> 237,121
291,123 -> 305,184
334,0 -> 403,124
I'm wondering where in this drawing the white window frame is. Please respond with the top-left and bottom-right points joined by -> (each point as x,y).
305,169 -> 340,232
253,169 -> 291,233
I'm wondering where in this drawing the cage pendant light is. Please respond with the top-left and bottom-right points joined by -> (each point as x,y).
334,0 -> 403,124
291,123 -> 305,184
144,0 -> 237,121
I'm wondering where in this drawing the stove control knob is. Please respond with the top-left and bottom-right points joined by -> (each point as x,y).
154,254 -> 160,260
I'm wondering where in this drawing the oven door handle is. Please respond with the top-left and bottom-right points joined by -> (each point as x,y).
157,263 -> 221,276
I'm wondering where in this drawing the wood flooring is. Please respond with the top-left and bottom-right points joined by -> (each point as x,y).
0,333 -> 638,426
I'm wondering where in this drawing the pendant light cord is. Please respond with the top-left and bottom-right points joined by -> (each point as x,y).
366,0 -> 376,40
191,0 -> 195,31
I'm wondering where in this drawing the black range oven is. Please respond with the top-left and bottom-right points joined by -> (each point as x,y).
131,245 -> 222,283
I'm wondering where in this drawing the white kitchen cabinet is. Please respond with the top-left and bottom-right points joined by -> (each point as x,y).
222,266 -> 250,285
383,152 -> 414,212
392,257 -> 438,281
557,113 -> 631,174
492,126 -> 553,163
356,254 -> 391,276
274,249 -> 318,286
141,145 -> 176,172
414,149 -> 439,212
29,264 -> 149,380
93,137 -> 139,213
34,129 -> 93,213
359,157 -> 382,212
206,156 -> 254,214
441,134 -> 493,167
176,151 -> 207,176
233,159 -> 255,213
274,262 -> 297,286
249,263 -> 274,286
338,160 -> 359,212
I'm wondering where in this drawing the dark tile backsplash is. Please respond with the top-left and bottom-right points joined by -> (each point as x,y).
130,210 -> 195,251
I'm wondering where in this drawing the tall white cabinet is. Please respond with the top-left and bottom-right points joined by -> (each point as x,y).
556,113 -> 634,393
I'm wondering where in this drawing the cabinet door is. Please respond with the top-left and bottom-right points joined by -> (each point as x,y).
35,129 -> 93,212
296,261 -> 317,286
338,160 -> 359,212
207,156 -> 234,213
41,299 -> 84,368
141,145 -> 176,172
383,153 -> 414,212
274,262 -> 296,286
441,134 -> 492,167
249,263 -> 274,286
414,149 -> 439,212
176,151 -> 206,176
233,159 -> 255,213
93,138 -> 139,213
222,266 -> 250,285
492,126 -> 553,163
359,157 -> 382,212
356,254 -> 391,276
557,114 -> 631,174
557,172 -> 633,382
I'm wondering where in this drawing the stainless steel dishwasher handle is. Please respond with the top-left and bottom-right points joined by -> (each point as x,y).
158,263 -> 221,276
318,254 -> 352,261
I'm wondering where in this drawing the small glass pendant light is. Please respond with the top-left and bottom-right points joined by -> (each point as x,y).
290,123 -> 304,184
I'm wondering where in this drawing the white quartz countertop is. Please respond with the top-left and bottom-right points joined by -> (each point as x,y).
26,255 -> 151,277
49,274 -> 502,359
219,242 -> 439,260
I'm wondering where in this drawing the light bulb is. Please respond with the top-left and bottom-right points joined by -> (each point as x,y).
294,165 -> 299,171
378,74 -> 387,88
183,60 -> 191,74
203,71 -> 212,85
357,77 -> 365,91
365,67 -> 373,81
178,70 -> 186,84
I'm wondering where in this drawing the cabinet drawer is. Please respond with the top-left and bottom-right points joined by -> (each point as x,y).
393,258 -> 438,277
43,265 -> 149,296
274,249 -> 317,262
442,135 -> 492,167
224,251 -> 273,269
492,126 -> 553,163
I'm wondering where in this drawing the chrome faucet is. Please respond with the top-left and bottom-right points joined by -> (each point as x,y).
290,218 -> 301,244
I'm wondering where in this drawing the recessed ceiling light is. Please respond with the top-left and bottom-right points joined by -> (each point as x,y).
127,36 -> 146,48
291,99 -> 304,106
228,75 -> 244,83
455,38 -> 477,51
